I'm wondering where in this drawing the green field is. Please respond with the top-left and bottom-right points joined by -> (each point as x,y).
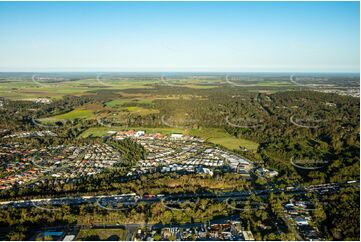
105,98 -> 154,107
76,228 -> 126,241
40,109 -> 95,123
124,106 -> 159,115
189,128 -> 259,151
104,99 -> 129,107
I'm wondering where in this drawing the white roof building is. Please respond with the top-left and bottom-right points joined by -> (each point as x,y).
170,133 -> 183,139
63,235 -> 76,241
135,131 -> 145,137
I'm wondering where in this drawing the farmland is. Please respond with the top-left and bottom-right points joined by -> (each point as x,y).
0,75 -> 299,100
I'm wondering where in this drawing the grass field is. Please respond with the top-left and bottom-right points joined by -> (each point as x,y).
105,99 -> 130,107
105,98 -> 154,107
40,108 -> 95,123
124,106 -> 159,115
76,228 -> 126,241
189,128 -> 259,151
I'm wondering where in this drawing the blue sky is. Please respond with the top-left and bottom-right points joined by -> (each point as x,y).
0,1 -> 359,72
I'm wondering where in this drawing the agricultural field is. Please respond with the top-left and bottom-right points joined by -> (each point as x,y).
0,78 -> 156,100
0,75 -> 298,101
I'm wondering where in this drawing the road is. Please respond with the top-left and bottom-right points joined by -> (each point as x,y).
0,181 -> 358,209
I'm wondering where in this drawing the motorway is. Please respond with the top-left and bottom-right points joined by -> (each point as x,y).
0,181 -> 358,209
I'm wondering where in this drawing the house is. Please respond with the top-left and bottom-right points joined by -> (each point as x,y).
161,228 -> 172,239
170,133 -> 183,140
268,170 -> 279,177
62,235 -> 76,241
295,217 -> 309,226
135,131 -> 145,137
34,97 -> 52,104
197,167 -> 214,176
255,167 -> 278,178
285,203 -> 295,209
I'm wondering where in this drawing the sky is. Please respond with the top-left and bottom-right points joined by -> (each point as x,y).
0,1 -> 359,72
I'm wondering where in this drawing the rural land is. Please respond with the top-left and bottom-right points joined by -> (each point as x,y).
0,72 -> 359,241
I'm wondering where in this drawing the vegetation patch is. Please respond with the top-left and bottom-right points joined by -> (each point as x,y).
124,106 -> 159,115
76,228 -> 126,241
189,128 -> 259,151
40,109 -> 95,123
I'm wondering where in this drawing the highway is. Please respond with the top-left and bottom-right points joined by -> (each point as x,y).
0,181 -> 358,209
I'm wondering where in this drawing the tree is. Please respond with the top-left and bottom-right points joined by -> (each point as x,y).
6,226 -> 27,241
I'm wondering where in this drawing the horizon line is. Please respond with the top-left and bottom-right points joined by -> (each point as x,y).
0,71 -> 359,74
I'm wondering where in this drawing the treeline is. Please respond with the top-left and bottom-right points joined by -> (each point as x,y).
0,172 -> 249,201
